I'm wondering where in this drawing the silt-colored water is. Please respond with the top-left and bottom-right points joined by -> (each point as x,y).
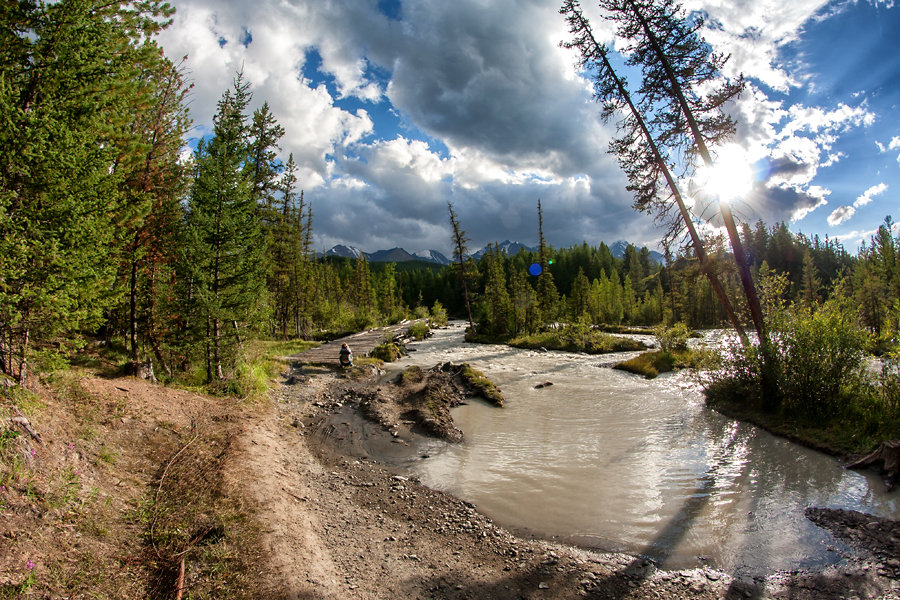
382,323 -> 898,576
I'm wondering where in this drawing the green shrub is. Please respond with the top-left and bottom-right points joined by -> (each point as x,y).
704,271 -> 900,455
653,322 -> 690,352
407,321 -> 430,341
429,301 -> 448,327
371,342 -> 402,362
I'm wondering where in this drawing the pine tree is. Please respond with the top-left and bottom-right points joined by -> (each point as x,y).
117,55 -> 192,372
596,0 -> 763,344
798,251 -> 822,309
480,245 -> 514,337
560,0 -> 747,342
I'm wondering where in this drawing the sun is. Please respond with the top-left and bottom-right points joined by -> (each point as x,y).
695,144 -> 756,203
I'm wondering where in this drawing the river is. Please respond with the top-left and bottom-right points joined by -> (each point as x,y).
377,321 -> 899,577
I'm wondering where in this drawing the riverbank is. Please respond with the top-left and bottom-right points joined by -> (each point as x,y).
3,363 -> 899,598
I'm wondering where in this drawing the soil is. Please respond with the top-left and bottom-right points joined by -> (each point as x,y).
2,359 -> 900,599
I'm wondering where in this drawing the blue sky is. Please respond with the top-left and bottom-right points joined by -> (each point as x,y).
158,0 -> 900,256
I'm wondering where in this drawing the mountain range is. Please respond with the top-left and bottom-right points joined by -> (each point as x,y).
324,239 -> 663,265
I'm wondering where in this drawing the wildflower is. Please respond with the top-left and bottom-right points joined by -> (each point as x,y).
68,443 -> 75,451
26,560 -> 34,570
30,448 -> 37,458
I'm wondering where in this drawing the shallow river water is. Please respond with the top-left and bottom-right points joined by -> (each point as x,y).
377,322 -> 899,577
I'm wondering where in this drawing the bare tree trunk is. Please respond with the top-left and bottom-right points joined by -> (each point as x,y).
17,326 -> 29,386
213,317 -> 223,380
130,255 -> 139,363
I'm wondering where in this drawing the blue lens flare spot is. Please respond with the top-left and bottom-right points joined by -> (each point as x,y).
528,263 -> 542,276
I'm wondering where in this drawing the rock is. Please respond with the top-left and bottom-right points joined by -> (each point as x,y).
534,381 -> 553,389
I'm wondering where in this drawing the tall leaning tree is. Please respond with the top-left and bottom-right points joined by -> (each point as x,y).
594,0 -> 766,345
560,0 -> 747,342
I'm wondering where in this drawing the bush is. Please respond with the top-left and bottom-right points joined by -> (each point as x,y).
407,321 -> 430,341
703,273 -> 900,454
371,342 -> 402,362
429,301 -> 448,327
653,322 -> 690,352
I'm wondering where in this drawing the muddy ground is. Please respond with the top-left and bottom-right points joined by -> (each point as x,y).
256,361 -> 900,599
2,359 -> 899,599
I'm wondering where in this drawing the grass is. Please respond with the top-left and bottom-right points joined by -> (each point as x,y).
400,365 -> 425,384
614,350 -> 676,379
0,347 -> 266,599
507,330 -> 646,354
614,348 -> 717,379
459,363 -> 505,407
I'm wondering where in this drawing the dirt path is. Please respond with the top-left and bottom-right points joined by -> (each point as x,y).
227,364 -> 900,600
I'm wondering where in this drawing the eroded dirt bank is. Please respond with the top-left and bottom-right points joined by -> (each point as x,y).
245,362 -> 900,600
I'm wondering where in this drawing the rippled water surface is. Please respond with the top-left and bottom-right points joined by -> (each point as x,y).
382,323 -> 899,576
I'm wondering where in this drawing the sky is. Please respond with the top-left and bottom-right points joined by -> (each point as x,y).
156,0 -> 900,257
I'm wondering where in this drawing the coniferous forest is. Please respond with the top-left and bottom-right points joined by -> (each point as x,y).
1,1 -> 899,400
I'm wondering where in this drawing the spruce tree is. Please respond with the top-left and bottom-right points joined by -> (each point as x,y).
535,199 -> 559,324
182,73 -> 266,381
448,202 -> 476,332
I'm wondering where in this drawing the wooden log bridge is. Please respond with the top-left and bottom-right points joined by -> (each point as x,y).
288,320 -> 423,366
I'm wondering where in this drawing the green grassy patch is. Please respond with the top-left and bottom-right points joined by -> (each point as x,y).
613,350 -> 676,379
459,363 -> 505,407
507,330 -> 645,354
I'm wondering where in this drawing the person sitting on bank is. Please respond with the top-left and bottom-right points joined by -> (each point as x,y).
339,343 -> 353,368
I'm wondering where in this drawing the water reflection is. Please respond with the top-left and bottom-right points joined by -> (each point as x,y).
386,323 -> 898,576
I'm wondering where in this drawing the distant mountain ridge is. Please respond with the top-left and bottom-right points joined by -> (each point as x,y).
324,239 -> 662,265
325,245 -> 450,265
609,240 -> 665,264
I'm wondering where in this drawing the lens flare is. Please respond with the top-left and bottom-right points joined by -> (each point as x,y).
696,144 -> 755,203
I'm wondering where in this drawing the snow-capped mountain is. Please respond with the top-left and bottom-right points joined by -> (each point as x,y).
472,240 -> 536,259
325,244 -> 363,259
324,239 -> 662,266
609,240 -> 665,264
412,249 -> 451,265
324,245 -> 450,265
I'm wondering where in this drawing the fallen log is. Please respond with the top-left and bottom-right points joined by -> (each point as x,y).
847,440 -> 900,491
